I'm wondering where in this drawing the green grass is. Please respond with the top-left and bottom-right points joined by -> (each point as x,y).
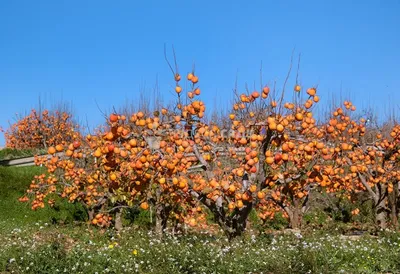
0,166 -> 87,229
0,147 -> 47,160
1,225 -> 400,273
1,166 -> 400,273
0,166 -> 46,223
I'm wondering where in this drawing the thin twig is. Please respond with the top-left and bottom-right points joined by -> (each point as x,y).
164,44 -> 176,76
278,49 -> 295,115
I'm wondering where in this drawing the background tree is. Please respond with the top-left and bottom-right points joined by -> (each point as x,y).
5,102 -> 81,150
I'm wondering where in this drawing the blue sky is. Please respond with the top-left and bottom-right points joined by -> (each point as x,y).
1,0 -> 399,146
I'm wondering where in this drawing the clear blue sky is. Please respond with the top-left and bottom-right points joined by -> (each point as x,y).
1,0 -> 399,146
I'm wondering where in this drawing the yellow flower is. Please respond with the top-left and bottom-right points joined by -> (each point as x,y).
108,244 -> 114,249
132,249 -> 138,255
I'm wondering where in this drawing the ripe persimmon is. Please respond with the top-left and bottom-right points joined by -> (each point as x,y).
175,85 -> 182,94
109,113 -> 119,123
251,91 -> 260,98
306,88 -> 316,96
140,202 -> 149,210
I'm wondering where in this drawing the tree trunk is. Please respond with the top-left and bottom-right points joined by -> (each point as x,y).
155,204 -> 169,237
390,202 -> 398,229
88,209 -> 94,221
375,202 -> 387,229
375,199 -> 387,229
374,183 -> 388,229
114,208 -> 123,232
389,182 -> 398,229
291,207 -> 302,229
228,202 -> 253,239
155,206 -> 163,236
285,198 -> 303,229
284,207 -> 302,229
396,182 -> 400,228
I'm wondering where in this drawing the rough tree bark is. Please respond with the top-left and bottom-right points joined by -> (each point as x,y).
375,198 -> 387,229
373,183 -> 388,229
282,195 -> 309,229
358,174 -> 388,229
152,188 -> 171,237
114,208 -> 123,232
88,209 -> 94,221
388,181 -> 398,229
154,204 -> 170,236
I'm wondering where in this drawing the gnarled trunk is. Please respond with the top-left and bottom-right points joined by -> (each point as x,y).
374,183 -> 388,229
190,190 -> 253,240
190,144 -> 257,240
226,202 -> 253,240
284,200 -> 303,229
154,203 -> 171,237
114,208 -> 123,232
282,192 -> 310,229
388,181 -> 398,229
375,200 -> 387,229
88,209 -> 94,221
288,207 -> 302,229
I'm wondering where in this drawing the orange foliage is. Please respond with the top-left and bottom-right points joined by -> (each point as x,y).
5,109 -> 80,149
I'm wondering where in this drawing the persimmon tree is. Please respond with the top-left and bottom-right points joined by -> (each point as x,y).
24,96 -> 210,234
322,104 -> 400,229
184,81 -> 343,231
21,70 -> 337,238
21,61 -> 398,238
253,90 -> 333,229
5,109 -> 80,149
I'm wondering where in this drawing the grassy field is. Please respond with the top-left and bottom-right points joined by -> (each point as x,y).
1,166 -> 400,273
0,148 -> 47,161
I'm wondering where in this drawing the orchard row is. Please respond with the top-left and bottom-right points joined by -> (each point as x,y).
7,69 -> 400,238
